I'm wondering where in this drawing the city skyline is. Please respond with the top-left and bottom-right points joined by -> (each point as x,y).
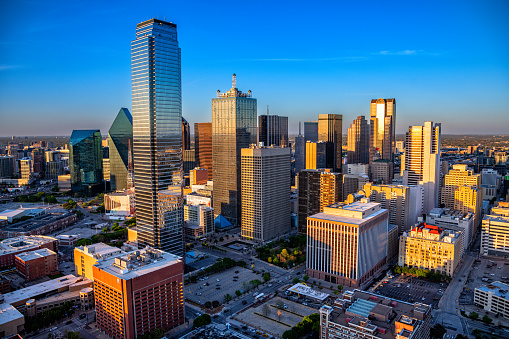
1,1 -> 508,136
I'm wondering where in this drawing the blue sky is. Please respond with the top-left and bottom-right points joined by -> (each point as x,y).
0,0 -> 508,136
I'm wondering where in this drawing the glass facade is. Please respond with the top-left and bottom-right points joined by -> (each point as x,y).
258,115 -> 288,147
132,19 -> 183,255
108,108 -> 133,191
69,130 -> 103,194
194,122 -> 212,180
318,114 -> 342,172
370,98 -> 396,164
212,76 -> 257,226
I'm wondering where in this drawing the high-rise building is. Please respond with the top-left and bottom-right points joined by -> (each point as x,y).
183,149 -> 196,175
318,114 -> 342,172
0,156 -> 15,178
132,19 -> 183,254
108,108 -> 133,191
428,208 -> 474,250
304,121 -> 318,142
363,183 -> 424,234
401,121 -> 441,214
320,290 -> 432,339
305,141 -> 327,169
307,201 -> 388,287
371,159 -> 394,185
74,243 -> 124,281
18,157 -> 33,185
212,74 -> 257,226
347,116 -> 369,165
241,146 -> 291,242
442,164 -> 482,228
182,117 -> 191,150
189,167 -> 208,185
69,130 -> 103,194
399,223 -> 464,277
297,169 -> 347,234
93,247 -> 184,338
31,148 -> 45,177
258,114 -> 289,147
194,122 -> 212,180
184,204 -> 214,240
370,98 -> 396,164
294,123 -> 305,175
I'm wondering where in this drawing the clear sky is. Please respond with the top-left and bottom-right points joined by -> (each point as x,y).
1,0 -> 508,136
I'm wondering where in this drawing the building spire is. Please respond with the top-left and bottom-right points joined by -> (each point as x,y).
232,73 -> 237,88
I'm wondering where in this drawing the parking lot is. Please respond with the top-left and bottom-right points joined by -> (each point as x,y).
234,296 -> 317,337
374,274 -> 444,308
185,266 -> 261,306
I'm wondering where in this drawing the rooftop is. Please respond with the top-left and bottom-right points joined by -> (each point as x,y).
0,235 -> 57,255
310,201 -> 385,225
287,283 -> 329,301
0,210 -> 25,218
94,247 -> 182,280
76,243 -> 124,260
15,248 -> 56,261
1,212 -> 74,233
476,281 -> 509,301
0,304 -> 24,326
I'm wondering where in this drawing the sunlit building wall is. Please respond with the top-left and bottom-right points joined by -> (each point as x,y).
370,98 -> 396,164
108,108 -> 133,191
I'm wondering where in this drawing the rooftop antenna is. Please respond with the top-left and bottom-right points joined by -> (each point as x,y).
232,73 -> 236,88
267,105 -> 269,115
299,121 -> 302,135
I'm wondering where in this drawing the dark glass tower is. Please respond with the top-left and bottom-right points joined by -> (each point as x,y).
212,74 -> 257,226
318,114 -> 343,172
195,122 -> 212,180
347,115 -> 370,164
182,117 -> 191,150
132,19 -> 183,255
69,130 -> 103,194
108,108 -> 133,191
258,114 -> 288,147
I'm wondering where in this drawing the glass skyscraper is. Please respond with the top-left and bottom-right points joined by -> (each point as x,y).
212,74 -> 257,226
132,19 -> 183,255
69,130 -> 103,194
108,108 -> 133,191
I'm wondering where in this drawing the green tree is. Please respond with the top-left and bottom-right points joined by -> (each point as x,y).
212,300 -> 220,308
482,315 -> 492,324
263,273 -> 271,282
52,185 -> 59,192
44,195 -> 57,204
224,294 -> 232,302
235,290 -> 242,297
77,238 -> 93,246
293,277 -> 300,284
193,314 -> 211,328
430,324 -> 447,339
204,301 -> 212,308
303,275 -> 309,282
469,311 -> 479,320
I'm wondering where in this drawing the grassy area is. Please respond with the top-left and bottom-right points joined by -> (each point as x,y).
49,273 -> 65,279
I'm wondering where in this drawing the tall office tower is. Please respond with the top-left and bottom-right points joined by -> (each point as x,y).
371,159 -> 393,184
297,169 -> 344,234
347,116 -> 369,165
304,121 -> 318,142
194,122 -> 212,180
258,114 -> 289,147
45,161 -> 63,180
183,149 -> 195,175
305,141 -> 327,169
318,114 -> 342,172
93,247 -> 185,338
69,130 -> 103,194
442,164 -> 482,228
363,183 -> 424,234
370,98 -> 396,165
108,108 -> 133,191
18,158 -> 33,185
212,74 -> 257,225
307,201 -> 388,287
241,146 -> 291,242
395,140 -> 405,154
182,117 -> 191,150
401,121 -> 441,215
31,148 -> 45,177
294,122 -> 305,174
0,156 -> 15,178
131,19 -> 183,253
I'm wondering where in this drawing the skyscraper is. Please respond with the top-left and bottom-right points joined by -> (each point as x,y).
294,123 -> 305,175
69,130 -> 103,194
108,108 -> 133,191
347,116 -> 369,165
304,121 -> 318,142
370,98 -> 396,164
318,114 -> 342,172
194,122 -> 212,180
212,74 -> 257,225
258,114 -> 289,147
132,19 -> 183,254
241,146 -> 291,242
182,117 -> 191,150
305,141 -> 327,169
401,121 -> 441,214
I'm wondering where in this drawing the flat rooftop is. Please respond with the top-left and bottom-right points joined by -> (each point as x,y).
287,283 -> 329,301
2,274 -> 91,306
476,281 -> 509,301
1,212 -> 73,232
0,210 -> 25,218
0,304 -> 24,326
76,243 -> 124,260
94,247 -> 182,280
15,248 -> 56,261
323,290 -> 431,339
309,208 -> 386,226
0,235 -> 56,255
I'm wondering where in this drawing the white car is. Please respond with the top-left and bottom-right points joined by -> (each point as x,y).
217,278 -> 220,282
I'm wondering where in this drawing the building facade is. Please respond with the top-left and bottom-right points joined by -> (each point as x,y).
241,146 -> 291,242
184,204 -> 214,240
347,116 -> 370,165
398,223 -> 464,277
318,114 -> 342,172
475,281 -> 509,319
258,114 -> 289,147
304,121 -> 318,142
212,74 -> 257,226
69,130 -> 103,194
401,121 -> 441,214
194,122 -> 212,180
481,202 -> 509,257
182,117 -> 191,150
307,201 -> 388,288
306,141 -> 327,169
15,248 -> 58,280
0,236 -> 58,268
131,19 -> 183,254
427,208 -> 474,250
108,108 -> 133,191
370,98 -> 396,164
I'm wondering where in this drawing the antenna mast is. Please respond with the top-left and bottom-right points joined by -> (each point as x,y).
232,73 -> 237,88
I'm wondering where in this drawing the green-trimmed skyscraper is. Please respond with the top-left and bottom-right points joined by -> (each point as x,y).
108,108 -> 133,191
70,129 -> 103,194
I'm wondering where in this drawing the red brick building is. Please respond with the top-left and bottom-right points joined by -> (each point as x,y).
0,236 -> 58,268
15,248 -> 59,280
93,247 -> 185,338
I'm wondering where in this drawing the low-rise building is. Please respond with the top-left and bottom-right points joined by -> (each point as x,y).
474,281 -> 509,318
58,174 -> 71,190
189,167 -> 208,185
319,290 -> 432,339
104,190 -> 135,219
0,212 -> 76,238
398,223 -> 464,277
15,248 -> 58,280
56,234 -> 80,246
427,208 -> 474,250
0,236 -> 58,268
184,204 -> 214,240
74,243 -> 124,281
0,304 -> 24,338
481,203 -> 509,257
0,210 -> 25,223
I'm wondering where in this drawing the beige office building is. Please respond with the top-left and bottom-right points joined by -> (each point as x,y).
399,223 -> 464,277
481,202 -> 509,257
401,121 -> 441,214
241,146 -> 291,242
